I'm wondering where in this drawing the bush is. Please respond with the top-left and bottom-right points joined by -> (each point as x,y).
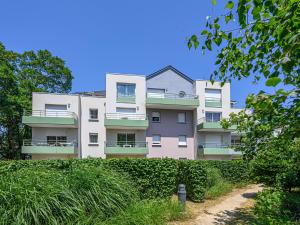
253,189 -> 300,224
0,166 -> 138,225
204,160 -> 249,183
104,158 -> 179,199
178,160 -> 207,202
204,167 -> 234,199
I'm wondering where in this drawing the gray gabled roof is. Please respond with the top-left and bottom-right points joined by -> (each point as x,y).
147,65 -> 194,83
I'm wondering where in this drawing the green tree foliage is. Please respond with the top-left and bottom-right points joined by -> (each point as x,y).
0,42 -> 73,159
188,0 -> 300,188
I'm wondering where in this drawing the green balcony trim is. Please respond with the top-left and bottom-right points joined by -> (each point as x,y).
104,147 -> 148,155
117,96 -> 136,104
197,122 -> 237,130
104,119 -> 149,128
202,148 -> 242,155
205,99 -> 222,108
22,146 -> 77,154
22,116 -> 76,126
146,97 -> 199,107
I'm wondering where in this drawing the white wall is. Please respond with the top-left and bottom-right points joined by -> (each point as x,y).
32,93 -> 79,116
80,96 -> 106,158
105,74 -> 146,114
195,80 -> 231,120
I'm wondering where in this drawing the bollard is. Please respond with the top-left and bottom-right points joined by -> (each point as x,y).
178,183 -> 186,210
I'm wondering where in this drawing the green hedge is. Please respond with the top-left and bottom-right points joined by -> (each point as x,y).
203,160 -> 249,183
178,160 -> 207,202
0,158 -> 249,202
104,158 -> 179,199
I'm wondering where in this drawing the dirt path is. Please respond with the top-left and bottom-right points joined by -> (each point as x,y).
171,184 -> 263,225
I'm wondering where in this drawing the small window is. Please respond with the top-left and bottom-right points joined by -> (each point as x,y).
178,91 -> 186,98
89,109 -> 98,120
178,112 -> 186,123
152,112 -> 160,122
205,112 -> 221,122
152,135 -> 161,145
178,135 -> 187,146
117,83 -> 136,97
89,133 -> 98,145
116,107 -> 136,113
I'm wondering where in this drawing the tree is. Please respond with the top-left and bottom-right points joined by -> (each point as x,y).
0,43 -> 73,159
188,0 -> 300,187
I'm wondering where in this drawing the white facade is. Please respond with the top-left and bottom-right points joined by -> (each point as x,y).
24,66 -> 244,160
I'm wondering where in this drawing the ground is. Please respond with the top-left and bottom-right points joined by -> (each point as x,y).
170,184 -> 262,225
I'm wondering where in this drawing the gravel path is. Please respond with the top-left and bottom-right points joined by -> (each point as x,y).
193,184 -> 263,225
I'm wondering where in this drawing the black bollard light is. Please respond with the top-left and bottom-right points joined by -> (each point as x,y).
178,183 -> 186,210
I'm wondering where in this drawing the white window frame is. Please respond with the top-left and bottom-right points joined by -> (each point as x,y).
151,112 -> 160,123
177,112 -> 186,123
178,135 -> 187,146
152,135 -> 161,145
89,108 -> 98,120
89,133 -> 98,145
117,83 -> 136,97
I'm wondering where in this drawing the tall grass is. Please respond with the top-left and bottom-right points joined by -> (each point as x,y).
204,167 -> 234,199
0,166 -> 138,225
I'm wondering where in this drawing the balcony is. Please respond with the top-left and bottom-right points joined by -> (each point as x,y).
146,92 -> 199,110
117,96 -> 136,104
198,143 -> 241,155
104,141 -> 148,156
205,97 -> 222,108
22,110 -> 77,128
22,139 -> 77,154
197,118 -> 237,132
104,113 -> 149,130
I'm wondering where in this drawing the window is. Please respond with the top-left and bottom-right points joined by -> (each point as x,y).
117,133 -> 135,146
89,133 -> 98,145
205,112 -> 221,122
152,112 -> 160,122
47,136 -> 67,146
116,107 -> 136,113
178,135 -> 187,146
147,88 -> 165,98
177,112 -> 186,123
89,109 -> 98,121
44,104 -> 68,117
152,135 -> 161,145
117,83 -> 136,97
205,89 -> 222,107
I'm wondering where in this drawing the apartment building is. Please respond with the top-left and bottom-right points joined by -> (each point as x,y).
22,65 -> 243,160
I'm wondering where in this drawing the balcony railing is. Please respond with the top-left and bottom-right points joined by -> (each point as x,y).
105,141 -> 148,148
105,113 -> 147,120
23,139 -> 77,147
199,143 -> 241,148
198,117 -> 222,124
24,110 -> 76,118
147,92 -> 198,100
205,97 -> 222,107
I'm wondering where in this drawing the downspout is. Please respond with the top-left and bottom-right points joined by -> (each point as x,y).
78,95 -> 82,159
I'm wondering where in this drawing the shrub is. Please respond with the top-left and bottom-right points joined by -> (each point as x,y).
204,167 -> 234,199
0,166 -> 138,225
253,189 -> 300,224
104,158 -> 179,199
204,160 -> 249,183
178,160 -> 207,202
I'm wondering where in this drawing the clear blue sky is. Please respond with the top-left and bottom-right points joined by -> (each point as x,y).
0,0 -> 278,107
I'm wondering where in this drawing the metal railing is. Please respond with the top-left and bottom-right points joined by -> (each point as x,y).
24,110 -> 76,118
205,97 -> 222,102
105,141 -> 148,148
198,117 -> 222,123
198,143 -> 241,148
23,139 -> 77,147
105,113 -> 147,120
147,92 -> 198,100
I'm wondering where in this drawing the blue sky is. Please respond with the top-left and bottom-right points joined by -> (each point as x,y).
0,0 -> 278,107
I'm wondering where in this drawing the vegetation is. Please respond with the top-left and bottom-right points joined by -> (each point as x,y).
0,166 -> 138,225
189,0 -> 299,223
0,42 -> 73,159
204,167 -> 234,199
